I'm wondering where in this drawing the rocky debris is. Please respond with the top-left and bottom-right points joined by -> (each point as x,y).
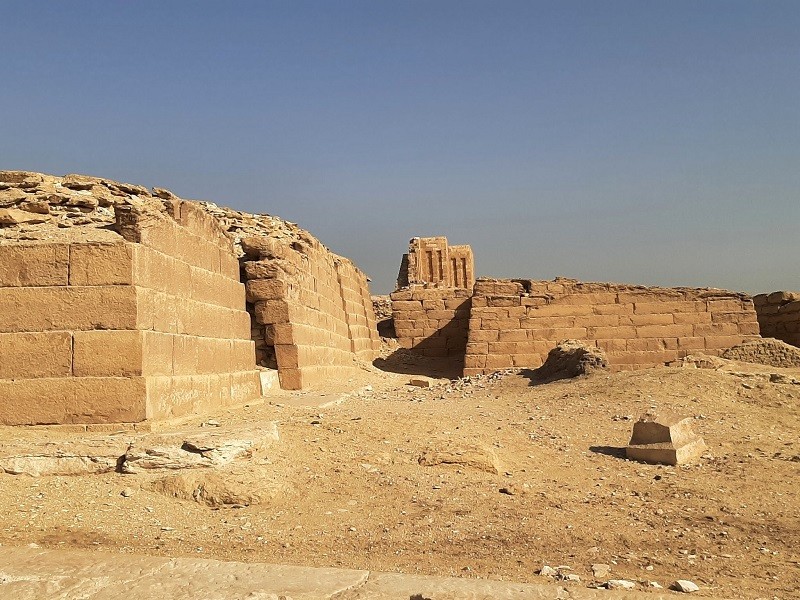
605,579 -> 636,590
121,425 -> 279,474
769,373 -> 800,385
538,565 -> 558,577
722,337 -> 800,368
0,208 -> 50,225
418,442 -> 501,474
668,353 -> 729,370
371,295 -> 393,321
671,579 -> 700,593
529,340 -> 607,383
625,410 -> 706,466
149,466 -> 285,507
120,487 -> 135,498
590,563 -> 611,579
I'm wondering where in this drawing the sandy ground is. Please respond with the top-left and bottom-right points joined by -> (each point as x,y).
1,347 -> 798,599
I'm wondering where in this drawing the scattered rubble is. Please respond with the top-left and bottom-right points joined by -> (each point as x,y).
529,340 -> 608,383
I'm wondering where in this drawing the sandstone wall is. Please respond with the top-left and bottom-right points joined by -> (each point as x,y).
389,288 -> 471,359
237,230 -> 380,390
753,291 -> 800,347
0,175 -> 261,425
463,278 -> 759,375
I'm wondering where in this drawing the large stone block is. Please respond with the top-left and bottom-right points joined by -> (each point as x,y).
69,242 -> 135,286
0,243 -> 69,286
0,331 -> 72,378
626,411 -> 706,465
0,286 -> 138,333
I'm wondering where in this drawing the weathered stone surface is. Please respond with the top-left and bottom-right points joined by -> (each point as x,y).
530,339 -> 608,382
149,465 -> 285,507
722,337 -> 800,368
0,208 -> 50,225
626,410 -> 706,466
418,442 -> 501,474
120,424 -> 279,473
0,438 -> 130,476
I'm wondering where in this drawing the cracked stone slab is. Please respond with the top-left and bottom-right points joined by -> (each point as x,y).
0,438 -> 132,476
0,547 -> 724,600
0,547 -> 368,600
120,424 -> 279,473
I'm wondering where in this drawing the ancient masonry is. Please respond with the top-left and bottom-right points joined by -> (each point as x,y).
753,291 -> 800,348
0,172 -> 379,425
391,237 -> 475,365
391,238 -> 761,375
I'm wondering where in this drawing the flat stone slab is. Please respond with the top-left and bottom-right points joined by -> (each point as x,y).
0,547 -> 723,599
0,437 -> 131,476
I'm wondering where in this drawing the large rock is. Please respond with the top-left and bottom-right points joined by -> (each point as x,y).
625,411 -> 706,465
530,339 -> 608,383
120,424 -> 279,474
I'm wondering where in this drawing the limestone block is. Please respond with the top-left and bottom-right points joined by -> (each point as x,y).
0,285 -> 138,333
0,243 -> 70,286
73,330 -> 143,377
0,331 -> 72,378
626,411 -> 706,465
69,242 -> 135,286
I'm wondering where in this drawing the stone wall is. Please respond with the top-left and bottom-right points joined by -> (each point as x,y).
463,278 -> 759,375
389,288 -> 471,359
753,291 -> 800,347
0,174 -> 261,425
203,206 -> 381,390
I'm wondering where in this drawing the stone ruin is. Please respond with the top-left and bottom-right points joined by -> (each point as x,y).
391,237 -> 764,376
0,171 -> 379,426
753,291 -> 800,348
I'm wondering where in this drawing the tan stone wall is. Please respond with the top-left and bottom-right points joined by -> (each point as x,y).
390,288 -> 471,359
241,234 -> 380,390
463,278 -> 759,375
0,200 -> 261,426
753,292 -> 800,347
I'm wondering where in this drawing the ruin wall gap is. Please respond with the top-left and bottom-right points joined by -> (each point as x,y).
753,291 -> 800,348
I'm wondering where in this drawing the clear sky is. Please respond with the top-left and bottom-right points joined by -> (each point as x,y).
1,1 -> 798,294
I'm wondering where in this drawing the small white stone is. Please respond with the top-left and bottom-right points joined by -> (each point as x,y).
606,579 -> 636,590
672,579 -> 700,593
539,565 -> 558,577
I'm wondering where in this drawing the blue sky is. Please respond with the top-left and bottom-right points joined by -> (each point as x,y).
1,1 -> 798,294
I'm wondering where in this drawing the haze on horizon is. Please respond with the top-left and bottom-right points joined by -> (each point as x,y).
1,1 -> 797,295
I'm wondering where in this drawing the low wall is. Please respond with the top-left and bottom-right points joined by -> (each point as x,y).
753,291 -> 800,347
390,288 -> 471,359
463,278 -> 759,375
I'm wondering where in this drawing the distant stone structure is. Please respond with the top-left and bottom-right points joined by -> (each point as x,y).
397,236 -> 474,289
391,237 -> 475,362
753,291 -> 800,348
0,171 -> 380,425
390,238 -> 761,375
